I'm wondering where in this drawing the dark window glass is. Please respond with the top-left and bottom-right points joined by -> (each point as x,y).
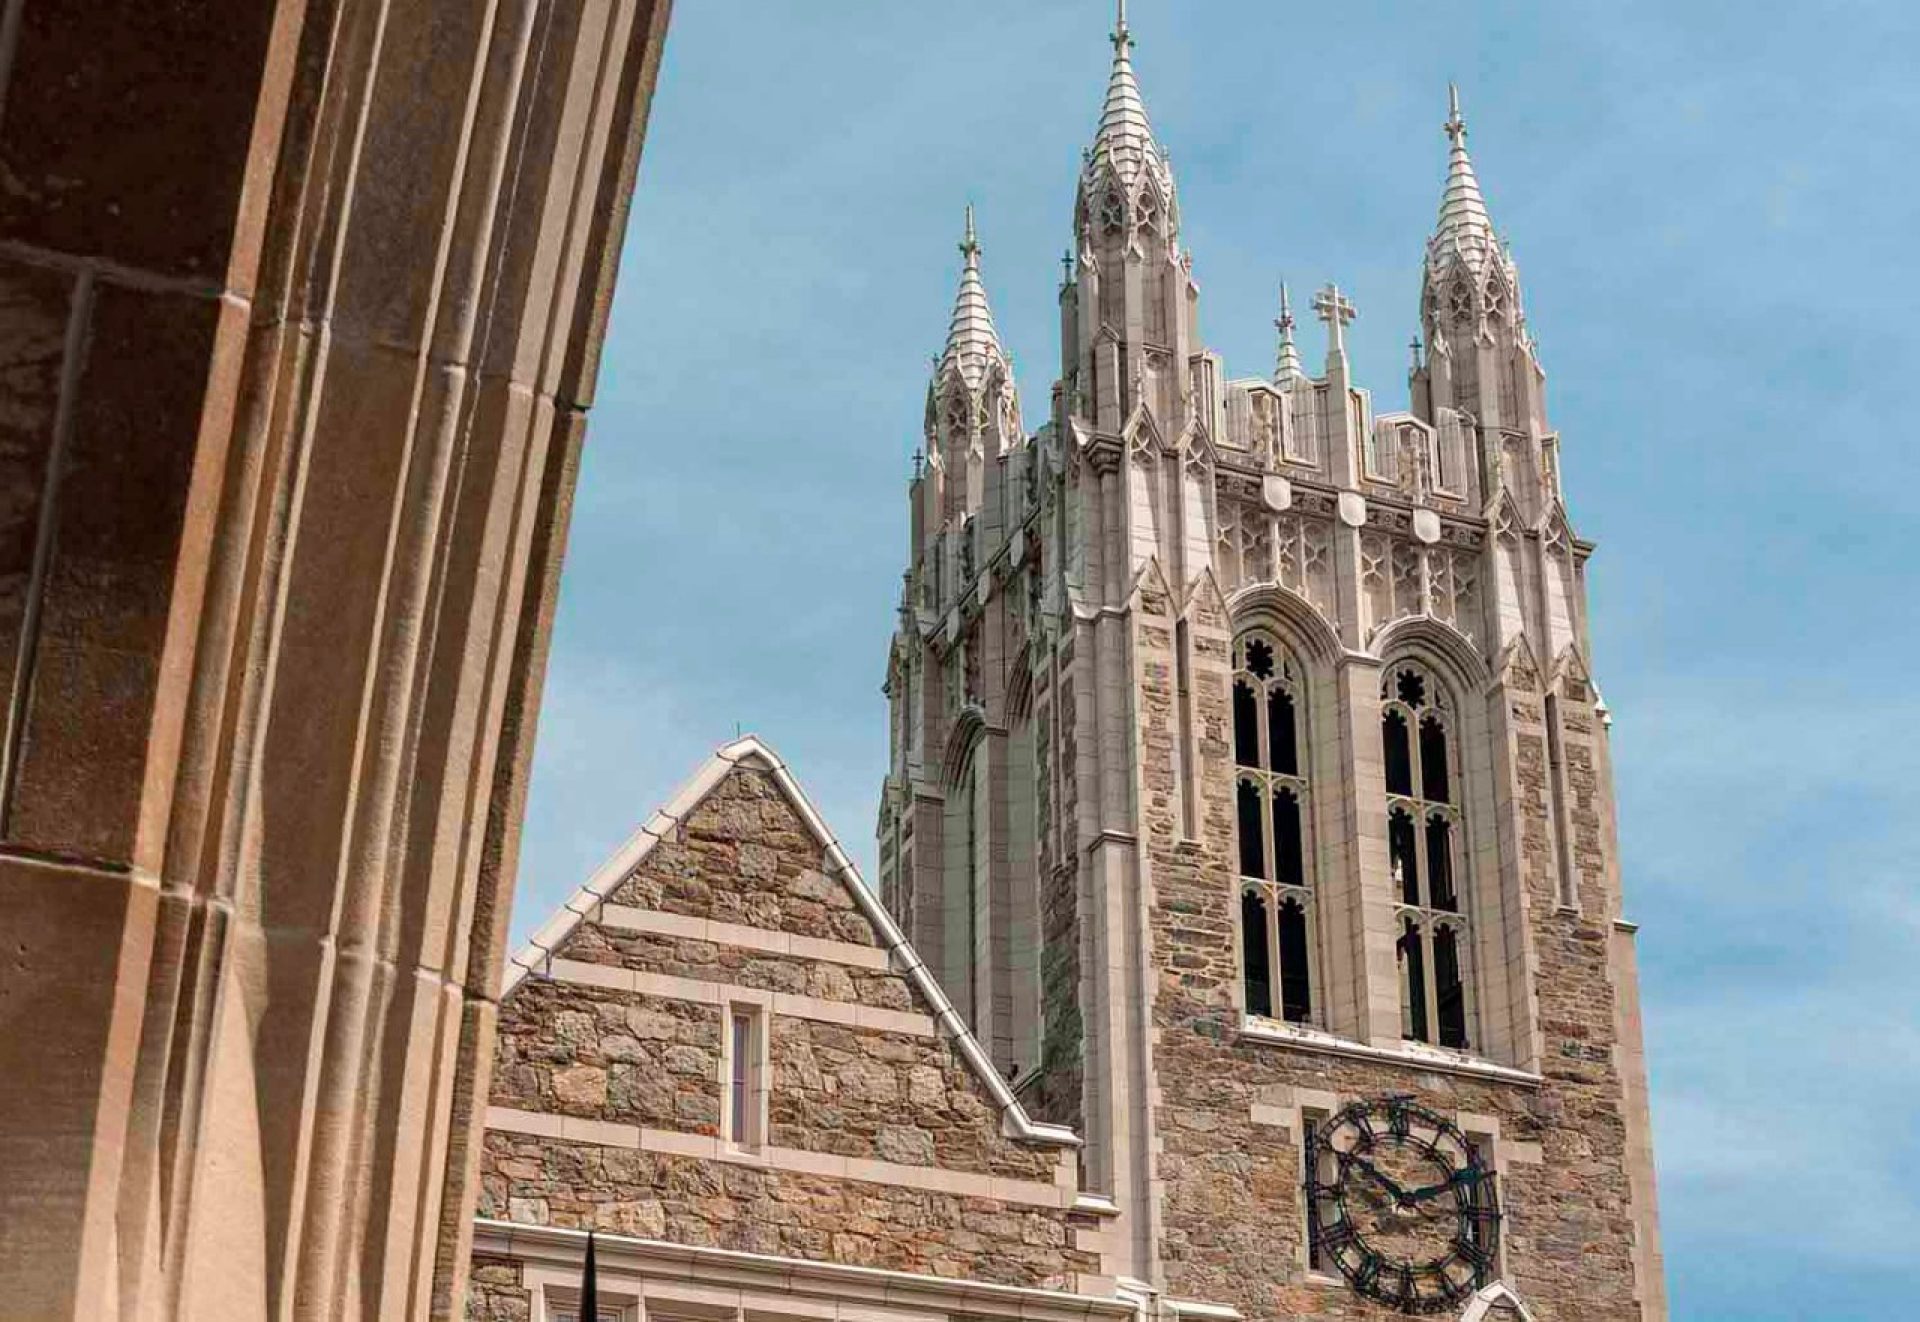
1383,709 -> 1413,797
1241,889 -> 1272,1017
1273,788 -> 1304,888
1427,815 -> 1456,911
1233,679 -> 1259,768
1237,779 -> 1266,879
1389,808 -> 1420,906
1247,637 -> 1275,679
1420,715 -> 1451,803
1268,688 -> 1298,775
1278,897 -> 1312,1024
1434,925 -> 1469,1048
1399,921 -> 1429,1043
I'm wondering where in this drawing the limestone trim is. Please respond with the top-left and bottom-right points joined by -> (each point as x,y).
505,736 -> 1082,1148
1164,1300 -> 1245,1322
471,1220 -> 1136,1322
484,1108 -> 1077,1209
1458,1281 -> 1537,1321
541,958 -> 938,1037
594,905 -> 893,970
1236,1017 -> 1542,1087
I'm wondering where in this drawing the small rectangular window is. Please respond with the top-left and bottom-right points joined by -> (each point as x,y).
1303,1108 -> 1332,1273
726,1006 -> 764,1147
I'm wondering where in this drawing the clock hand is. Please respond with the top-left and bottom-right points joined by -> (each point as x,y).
1346,1155 -> 1409,1204
1405,1166 -> 1484,1203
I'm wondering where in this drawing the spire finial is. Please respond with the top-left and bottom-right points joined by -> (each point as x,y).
960,202 -> 979,258
1114,0 -> 1130,50
1445,82 -> 1466,145
1273,280 -> 1305,386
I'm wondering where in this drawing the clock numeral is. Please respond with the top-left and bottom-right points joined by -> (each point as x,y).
1317,1219 -> 1356,1254
1386,1098 -> 1412,1139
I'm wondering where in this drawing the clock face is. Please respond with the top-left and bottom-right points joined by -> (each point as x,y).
1306,1096 -> 1501,1315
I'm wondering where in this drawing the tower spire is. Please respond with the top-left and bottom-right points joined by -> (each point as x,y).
1082,0 -> 1172,203
1429,82 -> 1497,273
938,203 -> 1009,392
1273,282 -> 1305,386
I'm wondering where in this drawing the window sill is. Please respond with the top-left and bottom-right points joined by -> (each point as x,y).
1236,1016 -> 1543,1088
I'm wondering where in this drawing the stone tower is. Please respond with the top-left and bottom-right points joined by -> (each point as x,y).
878,10 -> 1666,1320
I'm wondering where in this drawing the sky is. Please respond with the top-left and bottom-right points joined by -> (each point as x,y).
512,2 -> 1920,1317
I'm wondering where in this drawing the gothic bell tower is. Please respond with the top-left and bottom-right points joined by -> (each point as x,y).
878,11 -> 1664,1319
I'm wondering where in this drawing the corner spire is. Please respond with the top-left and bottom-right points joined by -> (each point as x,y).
1429,83 -> 1498,273
938,204 -> 1010,393
1273,282 -> 1305,386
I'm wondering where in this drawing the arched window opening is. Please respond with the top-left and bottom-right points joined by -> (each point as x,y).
1426,814 -> 1457,912
1397,917 -> 1428,1043
1273,788 -> 1304,887
1389,808 -> 1420,906
1233,680 -> 1259,767
1233,627 -> 1319,1027
1420,715 -> 1451,803
1237,778 -> 1266,880
1382,661 -> 1475,1050
1433,923 -> 1469,1049
1277,898 -> 1312,1023
1382,709 -> 1413,797
1241,888 -> 1272,1018
1268,688 -> 1298,776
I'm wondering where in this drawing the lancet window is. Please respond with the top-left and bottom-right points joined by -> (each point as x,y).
1233,628 -> 1316,1025
1382,662 -> 1473,1049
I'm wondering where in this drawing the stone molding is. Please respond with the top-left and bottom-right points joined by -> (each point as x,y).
540,957 -> 938,1037
1236,1017 -> 1543,1087
505,735 -> 1081,1148
485,1108 -> 1078,1209
595,904 -> 894,970
471,1219 -> 1136,1322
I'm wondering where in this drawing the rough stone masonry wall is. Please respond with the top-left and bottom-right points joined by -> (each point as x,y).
1137,588 -> 1645,1322
477,766 -> 1090,1289
466,1257 -> 530,1322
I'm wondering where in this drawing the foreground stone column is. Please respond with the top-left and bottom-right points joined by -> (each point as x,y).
0,1 -> 672,1317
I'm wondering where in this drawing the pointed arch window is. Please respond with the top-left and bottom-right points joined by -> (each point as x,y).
1233,629 -> 1317,1025
1382,662 -> 1473,1050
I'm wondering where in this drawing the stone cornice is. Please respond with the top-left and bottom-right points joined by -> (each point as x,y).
470,1220 -> 1137,1322
1237,1017 -> 1544,1088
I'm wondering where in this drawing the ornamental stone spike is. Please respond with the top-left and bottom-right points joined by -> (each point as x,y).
1274,281 -> 1306,386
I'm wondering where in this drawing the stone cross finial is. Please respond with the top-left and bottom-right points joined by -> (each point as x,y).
1445,82 -> 1467,145
1312,282 -> 1356,356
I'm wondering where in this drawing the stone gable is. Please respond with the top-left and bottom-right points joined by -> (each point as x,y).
475,742 -> 1101,1312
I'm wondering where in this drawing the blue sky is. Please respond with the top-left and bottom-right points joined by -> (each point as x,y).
514,3 -> 1920,1316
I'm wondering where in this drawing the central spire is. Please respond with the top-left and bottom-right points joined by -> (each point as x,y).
1082,0 -> 1172,203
